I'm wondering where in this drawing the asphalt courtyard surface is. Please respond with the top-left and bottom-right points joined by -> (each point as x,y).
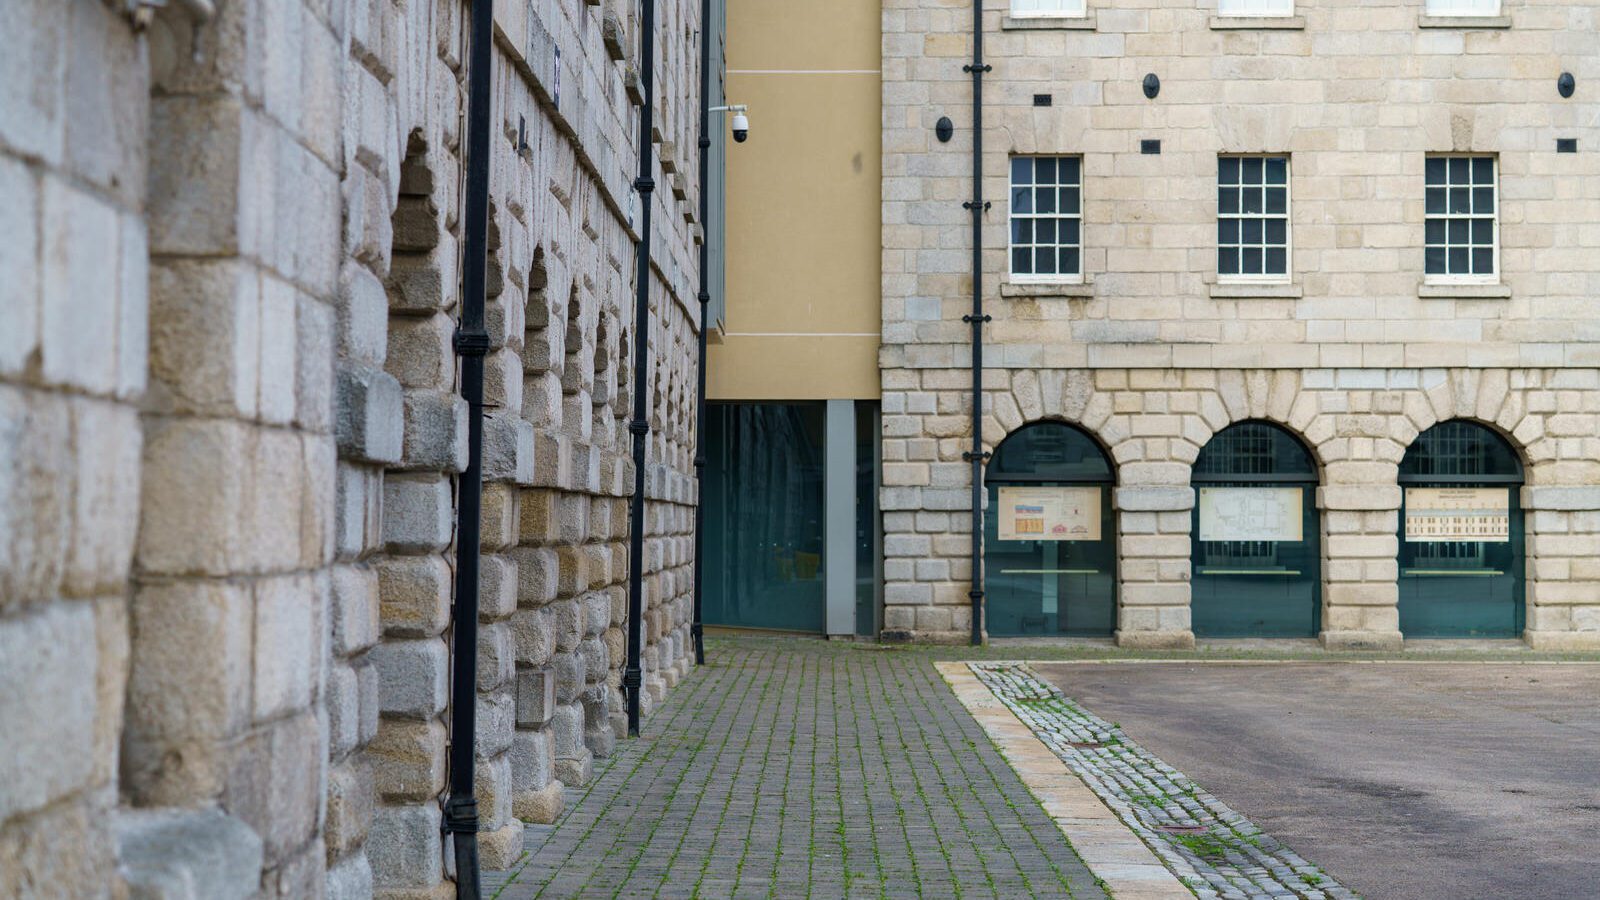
487,638 -> 1106,899
1033,661 -> 1600,900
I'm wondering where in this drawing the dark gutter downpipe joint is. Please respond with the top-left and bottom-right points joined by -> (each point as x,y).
625,0 -> 660,738
962,1 -> 990,647
446,0 -> 494,894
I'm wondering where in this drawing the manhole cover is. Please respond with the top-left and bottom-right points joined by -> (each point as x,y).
1155,824 -> 1209,835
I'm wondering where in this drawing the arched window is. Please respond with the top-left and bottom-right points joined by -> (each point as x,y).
984,422 -> 1116,637
1191,422 -> 1320,637
1399,421 -> 1524,638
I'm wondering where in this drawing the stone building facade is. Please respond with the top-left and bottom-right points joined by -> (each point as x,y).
1,0 -> 704,896
880,0 -> 1600,649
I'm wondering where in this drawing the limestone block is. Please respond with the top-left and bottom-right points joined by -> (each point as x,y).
475,485 -> 519,554
475,691 -> 516,760
400,390 -> 468,472
252,573 -> 318,722
476,621 -> 516,693
335,365 -> 404,465
376,555 -> 451,638
324,760 -> 374,861
0,391 -> 68,609
123,580 -> 253,805
1522,486 -> 1600,511
356,658 -> 380,748
0,159 -> 39,379
330,564 -> 381,656
552,651 -> 585,703
338,261 -> 389,367
482,412 -> 536,484
371,638 -> 448,718
221,711 -> 322,866
381,476 -> 454,554
40,179 -> 119,395
0,604 -> 97,821
509,546 -> 559,608
579,636 -> 609,683
480,553 -> 518,620
367,804 -> 444,890
324,853 -> 374,900
1113,485 -> 1196,512
114,808 -> 263,900
385,313 -> 454,390
325,663 -> 361,760
333,463 -> 383,560
60,399 -> 141,598
367,719 -> 447,803
296,294 -> 335,431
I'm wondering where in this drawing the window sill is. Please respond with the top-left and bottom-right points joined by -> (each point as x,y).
1210,282 -> 1302,299
1001,280 -> 1094,298
1419,282 -> 1511,299
1418,14 -> 1511,27
1209,15 -> 1306,29
1001,13 -> 1097,30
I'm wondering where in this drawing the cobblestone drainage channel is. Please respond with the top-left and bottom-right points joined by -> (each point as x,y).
968,662 -> 1359,900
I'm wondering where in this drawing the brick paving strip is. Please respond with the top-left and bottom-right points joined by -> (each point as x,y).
954,662 -> 1358,900
486,638 -> 1109,898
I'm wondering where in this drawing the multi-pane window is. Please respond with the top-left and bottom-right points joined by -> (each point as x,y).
1010,0 -> 1088,17
1009,156 -> 1083,281
1218,0 -> 1294,16
1424,0 -> 1499,15
1425,156 -> 1496,280
1217,156 -> 1289,280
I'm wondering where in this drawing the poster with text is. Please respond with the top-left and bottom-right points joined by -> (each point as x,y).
996,486 -> 1101,542
1404,487 -> 1510,542
1197,487 -> 1304,542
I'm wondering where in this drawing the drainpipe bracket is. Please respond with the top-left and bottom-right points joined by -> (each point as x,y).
452,329 -> 491,357
440,796 -> 480,835
634,176 -> 656,194
628,419 -> 651,436
962,450 -> 992,462
967,591 -> 985,601
622,667 -> 643,690
963,64 -> 993,73
962,314 -> 991,324
961,201 -> 991,211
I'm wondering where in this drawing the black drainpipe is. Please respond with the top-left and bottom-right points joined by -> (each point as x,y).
962,2 -> 990,647
690,0 -> 712,667
626,0 -> 660,737
445,0 -> 493,892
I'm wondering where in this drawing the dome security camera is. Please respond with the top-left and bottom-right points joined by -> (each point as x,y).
712,104 -> 750,143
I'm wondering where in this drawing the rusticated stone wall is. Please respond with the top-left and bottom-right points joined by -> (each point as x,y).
0,0 -> 706,896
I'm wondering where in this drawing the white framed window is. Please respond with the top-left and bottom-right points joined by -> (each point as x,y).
1424,0 -> 1500,15
1425,155 -> 1498,283
1218,155 -> 1290,282
1010,0 -> 1088,18
1218,0 -> 1294,17
1009,156 -> 1083,283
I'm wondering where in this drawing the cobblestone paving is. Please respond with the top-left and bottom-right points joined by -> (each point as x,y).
970,663 -> 1357,900
485,639 -> 1107,899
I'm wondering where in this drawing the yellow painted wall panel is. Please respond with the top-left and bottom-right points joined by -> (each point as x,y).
708,335 -> 882,400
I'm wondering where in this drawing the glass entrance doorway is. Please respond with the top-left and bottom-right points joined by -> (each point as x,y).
1190,422 -> 1321,637
1399,421 -> 1525,638
984,422 -> 1116,637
